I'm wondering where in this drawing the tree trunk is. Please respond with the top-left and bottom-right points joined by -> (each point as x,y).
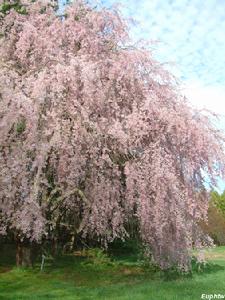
16,241 -> 23,266
16,240 -> 33,267
52,236 -> 59,257
69,233 -> 76,252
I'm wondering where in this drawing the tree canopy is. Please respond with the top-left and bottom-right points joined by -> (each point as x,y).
0,0 -> 225,270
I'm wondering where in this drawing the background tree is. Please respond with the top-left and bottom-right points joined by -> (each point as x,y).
0,0 -> 225,270
211,190 -> 225,216
200,190 -> 225,246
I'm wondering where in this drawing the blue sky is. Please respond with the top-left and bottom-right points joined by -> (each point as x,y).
59,0 -> 225,191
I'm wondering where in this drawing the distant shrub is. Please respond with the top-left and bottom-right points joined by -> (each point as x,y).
80,248 -> 114,267
211,190 -> 225,216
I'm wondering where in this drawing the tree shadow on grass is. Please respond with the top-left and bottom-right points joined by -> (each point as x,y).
161,258 -> 225,281
1,244 -> 225,286
14,250 -> 225,284
0,244 -> 16,271
191,259 -> 225,275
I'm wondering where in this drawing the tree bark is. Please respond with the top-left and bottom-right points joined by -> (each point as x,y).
52,236 -> 59,257
16,240 -> 33,267
16,241 -> 23,267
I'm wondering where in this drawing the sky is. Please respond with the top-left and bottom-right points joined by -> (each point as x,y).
59,0 -> 225,191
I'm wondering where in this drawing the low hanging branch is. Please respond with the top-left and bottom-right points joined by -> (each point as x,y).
49,187 -> 89,213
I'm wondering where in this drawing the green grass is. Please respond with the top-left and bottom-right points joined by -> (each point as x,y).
0,247 -> 225,300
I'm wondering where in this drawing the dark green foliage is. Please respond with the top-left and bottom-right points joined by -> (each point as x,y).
211,189 -> 225,216
80,248 -> 114,268
15,117 -> 26,135
200,190 -> 225,245
0,1 -> 27,15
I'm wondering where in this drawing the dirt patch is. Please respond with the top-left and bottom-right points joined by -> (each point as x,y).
0,267 -> 11,273
205,249 -> 225,260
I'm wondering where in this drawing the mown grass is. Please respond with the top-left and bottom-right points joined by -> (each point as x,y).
0,246 -> 225,300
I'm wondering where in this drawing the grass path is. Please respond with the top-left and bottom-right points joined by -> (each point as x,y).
0,247 -> 225,299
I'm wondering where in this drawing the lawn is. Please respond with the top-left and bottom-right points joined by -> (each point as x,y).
0,246 -> 225,300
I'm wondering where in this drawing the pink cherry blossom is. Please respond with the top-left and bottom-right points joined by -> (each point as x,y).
0,0 -> 224,269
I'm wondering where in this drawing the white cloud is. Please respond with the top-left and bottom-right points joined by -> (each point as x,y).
183,81 -> 225,127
